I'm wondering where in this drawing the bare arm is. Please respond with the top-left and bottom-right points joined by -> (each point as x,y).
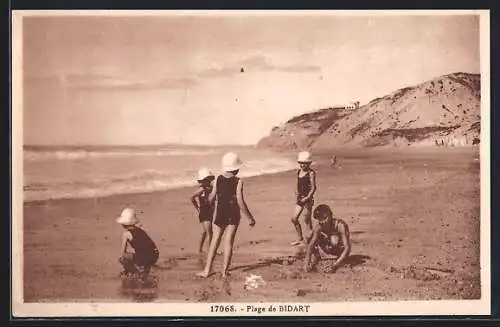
120,231 -> 132,256
236,179 -> 255,226
190,189 -> 203,211
332,225 -> 351,269
294,171 -> 299,197
208,178 -> 217,203
304,226 -> 321,271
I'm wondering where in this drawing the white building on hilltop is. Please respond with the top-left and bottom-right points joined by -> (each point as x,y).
344,101 -> 360,110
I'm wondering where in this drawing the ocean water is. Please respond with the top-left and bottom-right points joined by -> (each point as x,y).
23,144 -> 297,202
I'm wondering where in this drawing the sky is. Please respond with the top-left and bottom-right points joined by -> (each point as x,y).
21,13 -> 481,146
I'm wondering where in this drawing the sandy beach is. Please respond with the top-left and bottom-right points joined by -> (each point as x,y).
22,147 -> 481,303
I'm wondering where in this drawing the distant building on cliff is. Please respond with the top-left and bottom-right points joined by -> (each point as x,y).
325,101 -> 360,111
344,101 -> 360,110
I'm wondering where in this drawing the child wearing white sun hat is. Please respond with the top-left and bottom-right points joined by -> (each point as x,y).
290,151 -> 317,246
116,207 -> 159,279
196,152 -> 256,278
190,168 -> 216,253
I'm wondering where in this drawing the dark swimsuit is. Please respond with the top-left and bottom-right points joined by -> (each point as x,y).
316,219 -> 349,256
213,175 -> 241,228
297,169 -> 314,207
129,227 -> 159,266
198,188 -> 214,223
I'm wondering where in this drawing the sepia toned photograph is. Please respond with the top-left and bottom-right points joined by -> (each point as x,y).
11,10 -> 490,317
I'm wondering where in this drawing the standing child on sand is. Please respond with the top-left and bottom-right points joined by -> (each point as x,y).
290,151 -> 317,246
196,152 -> 256,278
116,208 -> 160,280
191,168 -> 215,254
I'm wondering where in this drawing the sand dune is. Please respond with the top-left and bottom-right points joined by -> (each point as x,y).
258,72 -> 480,150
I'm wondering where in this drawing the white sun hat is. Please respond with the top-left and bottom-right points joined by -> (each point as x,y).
116,207 -> 139,226
222,152 -> 243,172
197,167 -> 214,181
297,151 -> 313,163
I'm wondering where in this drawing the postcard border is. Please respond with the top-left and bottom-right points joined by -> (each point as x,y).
10,9 -> 492,318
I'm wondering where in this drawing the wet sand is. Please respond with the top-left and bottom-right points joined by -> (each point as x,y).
22,147 -> 481,302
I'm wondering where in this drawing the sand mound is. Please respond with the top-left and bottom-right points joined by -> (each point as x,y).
389,265 -> 454,281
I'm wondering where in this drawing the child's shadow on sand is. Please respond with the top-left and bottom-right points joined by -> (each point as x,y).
231,254 -> 371,273
230,257 -> 293,273
344,254 -> 371,267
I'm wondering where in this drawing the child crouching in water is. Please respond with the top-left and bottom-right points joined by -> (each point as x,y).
196,152 -> 256,278
116,208 -> 159,280
190,168 -> 215,253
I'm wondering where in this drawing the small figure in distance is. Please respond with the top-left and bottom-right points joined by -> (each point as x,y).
331,155 -> 337,168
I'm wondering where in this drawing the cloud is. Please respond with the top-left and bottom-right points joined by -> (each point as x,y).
198,67 -> 237,79
26,55 -> 320,92
241,56 -> 321,73
196,55 -> 322,79
276,65 -> 322,73
76,76 -> 198,91
76,75 -> 198,91
28,73 -> 199,91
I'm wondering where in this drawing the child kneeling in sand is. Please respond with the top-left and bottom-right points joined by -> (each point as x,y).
290,151 -> 317,246
191,168 -> 215,253
117,208 -> 159,280
196,152 -> 256,278
304,204 -> 351,273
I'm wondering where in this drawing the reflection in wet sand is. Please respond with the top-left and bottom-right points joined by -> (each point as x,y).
119,273 -> 159,302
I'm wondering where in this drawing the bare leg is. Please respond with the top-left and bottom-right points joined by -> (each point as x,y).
303,203 -> 313,237
290,205 -> 305,244
119,255 -> 139,275
206,222 -> 213,253
198,226 -> 207,253
199,221 -> 212,253
196,224 -> 224,277
221,224 -> 239,277
139,265 -> 152,280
